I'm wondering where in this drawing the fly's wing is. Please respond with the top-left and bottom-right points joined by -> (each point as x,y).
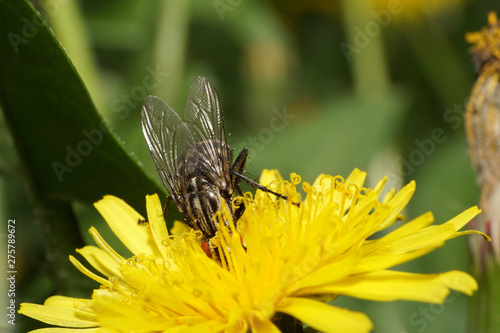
141,95 -> 195,205
182,76 -> 230,181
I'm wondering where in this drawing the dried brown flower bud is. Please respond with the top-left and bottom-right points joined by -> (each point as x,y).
465,12 -> 500,263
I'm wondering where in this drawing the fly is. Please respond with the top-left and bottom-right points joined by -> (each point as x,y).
141,76 -> 290,255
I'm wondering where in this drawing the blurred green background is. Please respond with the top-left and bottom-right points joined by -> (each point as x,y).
1,0 -> 499,332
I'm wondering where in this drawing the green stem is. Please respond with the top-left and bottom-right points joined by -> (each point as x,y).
470,256 -> 500,332
33,199 -> 88,295
154,0 -> 191,105
404,22 -> 470,108
339,0 -> 390,99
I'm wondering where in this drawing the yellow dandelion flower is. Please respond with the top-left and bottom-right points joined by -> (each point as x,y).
20,169 -> 485,333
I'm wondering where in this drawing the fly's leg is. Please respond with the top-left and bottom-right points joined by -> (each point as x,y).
230,148 -> 248,220
231,148 -> 249,196
163,195 -> 172,218
231,148 -> 299,207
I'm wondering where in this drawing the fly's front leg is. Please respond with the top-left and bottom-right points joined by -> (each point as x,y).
231,148 -> 249,220
163,195 -> 172,218
231,148 -> 299,206
231,148 -> 249,196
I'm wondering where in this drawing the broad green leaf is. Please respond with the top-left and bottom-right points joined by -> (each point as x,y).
0,0 -> 170,218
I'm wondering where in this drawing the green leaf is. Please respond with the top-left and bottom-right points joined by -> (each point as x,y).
0,1 -> 181,297
0,0 -> 168,216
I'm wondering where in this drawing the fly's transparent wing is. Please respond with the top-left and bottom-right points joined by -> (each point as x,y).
182,76 -> 230,179
141,95 -> 195,203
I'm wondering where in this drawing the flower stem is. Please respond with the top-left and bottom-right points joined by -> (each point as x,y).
470,257 -> 500,332
339,0 -> 390,99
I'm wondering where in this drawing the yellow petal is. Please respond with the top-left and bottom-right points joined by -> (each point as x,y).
374,221 -> 457,256
94,195 -> 159,256
373,176 -> 388,196
450,230 -> 491,241
292,253 -> 359,292
278,297 -> 373,333
381,187 -> 396,204
146,194 -> 170,258
19,301 -> 97,327
310,168 -> 366,189
88,227 -> 125,264
170,220 -> 189,236
353,248 -> 435,273
376,181 -> 415,230
251,320 -> 280,333
29,328 -> 99,333
259,169 -> 284,187
305,270 -> 477,303
257,169 -> 285,202
42,296 -> 89,309
310,170 -> 367,215
69,256 -> 112,287
76,246 -> 123,279
361,212 -> 436,255
344,168 -> 367,188
361,212 -> 463,260
162,321 -> 229,333
437,270 -> 478,295
444,206 -> 481,232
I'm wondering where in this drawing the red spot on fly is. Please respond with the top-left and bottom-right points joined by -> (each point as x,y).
201,241 -> 212,258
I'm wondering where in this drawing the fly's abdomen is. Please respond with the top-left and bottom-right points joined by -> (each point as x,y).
184,177 -> 232,239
